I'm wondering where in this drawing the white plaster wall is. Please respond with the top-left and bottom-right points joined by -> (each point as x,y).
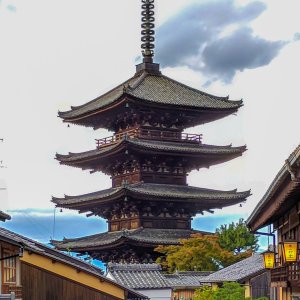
136,288 -> 172,300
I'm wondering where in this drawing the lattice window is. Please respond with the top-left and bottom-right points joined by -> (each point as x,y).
2,250 -> 17,284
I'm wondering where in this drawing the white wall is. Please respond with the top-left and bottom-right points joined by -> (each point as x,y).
136,289 -> 172,300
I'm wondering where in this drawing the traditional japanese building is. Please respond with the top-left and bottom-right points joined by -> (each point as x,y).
247,145 -> 300,299
52,0 -> 250,263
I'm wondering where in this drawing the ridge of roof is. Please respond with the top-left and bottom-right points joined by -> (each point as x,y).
108,263 -> 162,272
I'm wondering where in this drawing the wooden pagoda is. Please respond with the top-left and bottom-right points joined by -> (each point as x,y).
52,0 -> 250,263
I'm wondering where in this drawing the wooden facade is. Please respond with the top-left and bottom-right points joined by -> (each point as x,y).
172,289 -> 195,300
0,241 -> 22,298
250,272 -> 271,299
247,145 -> 300,300
21,262 -> 119,300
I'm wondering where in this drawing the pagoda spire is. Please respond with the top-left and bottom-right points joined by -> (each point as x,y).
141,0 -> 155,63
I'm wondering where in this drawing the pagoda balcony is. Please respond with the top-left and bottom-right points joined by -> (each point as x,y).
96,128 -> 202,148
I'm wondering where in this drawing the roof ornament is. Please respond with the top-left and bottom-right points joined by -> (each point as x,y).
141,0 -> 155,63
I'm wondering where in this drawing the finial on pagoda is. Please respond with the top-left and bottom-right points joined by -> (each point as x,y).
141,0 -> 155,63
136,0 -> 160,75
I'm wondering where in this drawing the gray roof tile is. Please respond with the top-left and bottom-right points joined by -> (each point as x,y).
59,73 -> 242,120
165,271 -> 212,288
52,182 -> 250,206
200,254 -> 265,283
108,263 -> 169,289
56,138 -> 246,163
52,228 -> 205,250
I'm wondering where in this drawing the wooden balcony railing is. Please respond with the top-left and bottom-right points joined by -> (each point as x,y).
96,128 -> 202,148
271,262 -> 300,283
271,266 -> 288,283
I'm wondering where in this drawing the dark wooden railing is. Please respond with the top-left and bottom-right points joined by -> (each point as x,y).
271,266 -> 288,282
271,262 -> 300,283
96,128 -> 202,148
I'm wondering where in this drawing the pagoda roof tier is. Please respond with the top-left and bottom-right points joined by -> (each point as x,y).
52,228 -> 206,252
58,71 -> 243,129
52,182 -> 250,212
56,137 -> 246,171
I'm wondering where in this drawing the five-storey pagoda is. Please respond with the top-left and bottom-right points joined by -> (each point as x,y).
52,0 -> 250,263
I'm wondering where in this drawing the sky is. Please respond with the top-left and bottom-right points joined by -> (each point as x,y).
0,0 -> 299,247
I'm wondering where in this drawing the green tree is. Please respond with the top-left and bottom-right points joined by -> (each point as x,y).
193,285 -> 215,300
194,283 -> 269,300
216,219 -> 258,254
155,234 -> 250,272
213,282 -> 245,300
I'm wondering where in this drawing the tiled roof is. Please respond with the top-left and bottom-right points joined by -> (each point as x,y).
0,227 -> 147,299
247,144 -> 300,230
52,228 -> 204,251
56,138 -> 246,164
108,263 -> 170,289
200,254 -> 265,283
0,227 -> 106,274
52,182 -> 250,207
165,271 -> 212,288
0,211 -> 11,222
59,72 -> 243,120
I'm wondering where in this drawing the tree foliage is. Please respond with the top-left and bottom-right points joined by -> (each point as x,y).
155,234 -> 250,272
194,282 -> 268,300
155,219 -> 258,272
216,219 -> 258,254
193,285 -> 215,300
213,282 -> 245,300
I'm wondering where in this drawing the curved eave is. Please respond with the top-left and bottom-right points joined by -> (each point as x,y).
0,211 -> 11,222
59,94 -> 243,125
55,139 -> 247,170
58,72 -> 243,128
52,183 -> 250,212
52,228 -> 205,252
53,236 -> 179,252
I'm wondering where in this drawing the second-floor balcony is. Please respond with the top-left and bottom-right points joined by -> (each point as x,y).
271,262 -> 300,287
96,128 -> 202,148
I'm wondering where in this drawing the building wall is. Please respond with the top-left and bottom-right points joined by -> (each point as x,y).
249,272 -> 270,299
21,262 -> 121,300
136,288 -> 171,300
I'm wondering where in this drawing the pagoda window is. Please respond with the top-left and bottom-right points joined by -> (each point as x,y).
120,221 -> 130,230
110,223 -> 119,232
131,220 -> 139,229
